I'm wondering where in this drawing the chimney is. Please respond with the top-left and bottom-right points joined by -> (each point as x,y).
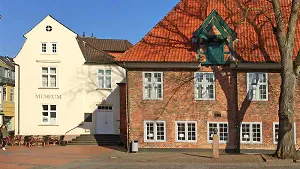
83,32 -> 85,37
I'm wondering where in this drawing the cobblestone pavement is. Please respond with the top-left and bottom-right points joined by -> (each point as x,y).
1,146 -> 300,169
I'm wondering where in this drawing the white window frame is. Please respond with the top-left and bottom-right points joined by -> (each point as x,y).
207,122 -> 229,143
175,121 -> 197,142
51,42 -> 57,54
144,121 -> 166,142
41,42 -> 47,53
41,104 -> 57,125
273,122 -> 296,144
247,73 -> 268,101
97,69 -> 112,89
240,122 -> 263,144
194,72 -> 215,100
142,72 -> 163,100
41,67 -> 58,88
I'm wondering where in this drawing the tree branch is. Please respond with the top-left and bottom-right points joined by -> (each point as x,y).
294,50 -> 300,76
271,0 -> 287,49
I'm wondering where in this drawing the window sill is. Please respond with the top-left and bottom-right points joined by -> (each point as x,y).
143,98 -> 164,101
195,98 -> 216,101
38,124 -> 59,126
38,87 -> 59,89
175,141 -> 197,143
96,88 -> 113,91
40,53 -> 58,55
144,140 -> 166,143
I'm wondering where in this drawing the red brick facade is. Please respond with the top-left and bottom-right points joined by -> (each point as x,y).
126,66 -> 300,150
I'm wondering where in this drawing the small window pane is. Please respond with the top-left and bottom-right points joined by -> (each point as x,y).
84,113 -> 92,122
42,68 -> 48,74
105,70 -> 111,75
42,105 -> 48,111
50,105 -> 56,111
50,68 -> 56,74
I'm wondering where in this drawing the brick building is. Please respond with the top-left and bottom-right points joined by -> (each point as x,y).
117,0 -> 300,151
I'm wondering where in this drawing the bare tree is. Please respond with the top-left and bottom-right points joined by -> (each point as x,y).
270,0 -> 300,159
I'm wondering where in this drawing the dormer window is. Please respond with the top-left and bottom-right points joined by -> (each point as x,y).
193,10 -> 236,65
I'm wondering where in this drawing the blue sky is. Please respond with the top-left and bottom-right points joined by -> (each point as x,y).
0,0 -> 178,57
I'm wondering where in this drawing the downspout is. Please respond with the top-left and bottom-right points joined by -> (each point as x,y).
14,63 -> 20,136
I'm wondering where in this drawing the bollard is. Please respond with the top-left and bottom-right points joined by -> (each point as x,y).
212,129 -> 220,159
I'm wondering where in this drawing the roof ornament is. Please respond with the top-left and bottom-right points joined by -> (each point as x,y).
83,32 -> 85,37
91,33 -> 94,38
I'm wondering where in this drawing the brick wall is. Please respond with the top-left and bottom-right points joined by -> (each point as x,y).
127,66 -> 300,150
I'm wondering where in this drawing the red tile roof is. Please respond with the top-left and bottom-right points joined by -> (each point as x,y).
117,0 -> 300,63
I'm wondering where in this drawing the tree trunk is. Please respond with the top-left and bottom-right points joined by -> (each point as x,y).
275,53 -> 297,159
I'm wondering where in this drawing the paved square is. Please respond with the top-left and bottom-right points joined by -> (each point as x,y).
1,146 -> 300,169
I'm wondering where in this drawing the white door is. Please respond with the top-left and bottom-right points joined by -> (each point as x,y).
96,112 -> 114,134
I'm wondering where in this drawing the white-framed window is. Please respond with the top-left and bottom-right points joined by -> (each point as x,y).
41,104 -> 57,125
247,73 -> 268,101
51,43 -> 57,53
41,43 -> 47,53
273,122 -> 296,144
98,69 -> 112,89
10,88 -> 14,102
176,121 -> 197,142
144,121 -> 166,142
12,71 -> 15,80
207,122 -> 229,143
194,72 -> 215,100
143,72 -> 163,100
2,86 -> 6,101
241,122 -> 262,144
41,67 -> 57,88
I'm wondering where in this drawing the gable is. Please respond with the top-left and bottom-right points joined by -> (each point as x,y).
24,15 -> 77,39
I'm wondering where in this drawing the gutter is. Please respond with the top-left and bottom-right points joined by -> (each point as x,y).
14,63 -> 20,136
230,62 -> 281,70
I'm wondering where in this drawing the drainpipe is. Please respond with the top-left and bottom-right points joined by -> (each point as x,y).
14,63 -> 20,136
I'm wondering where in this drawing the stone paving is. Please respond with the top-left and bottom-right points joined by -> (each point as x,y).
0,145 -> 300,169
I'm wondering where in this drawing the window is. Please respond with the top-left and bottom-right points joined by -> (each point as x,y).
144,121 -> 166,142
4,69 -> 10,78
46,25 -> 52,32
98,70 -> 111,89
51,43 -> 57,53
2,86 -> 6,101
176,121 -> 197,142
12,71 -> 15,80
97,105 -> 113,111
241,122 -> 262,144
10,88 -> 14,102
207,122 -> 229,143
247,73 -> 268,101
84,113 -> 92,122
41,67 -> 57,88
195,72 -> 215,100
273,122 -> 296,144
41,43 -> 47,53
143,72 -> 163,100
42,105 -> 57,125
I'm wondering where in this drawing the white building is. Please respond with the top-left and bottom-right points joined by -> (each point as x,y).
14,15 -> 131,138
